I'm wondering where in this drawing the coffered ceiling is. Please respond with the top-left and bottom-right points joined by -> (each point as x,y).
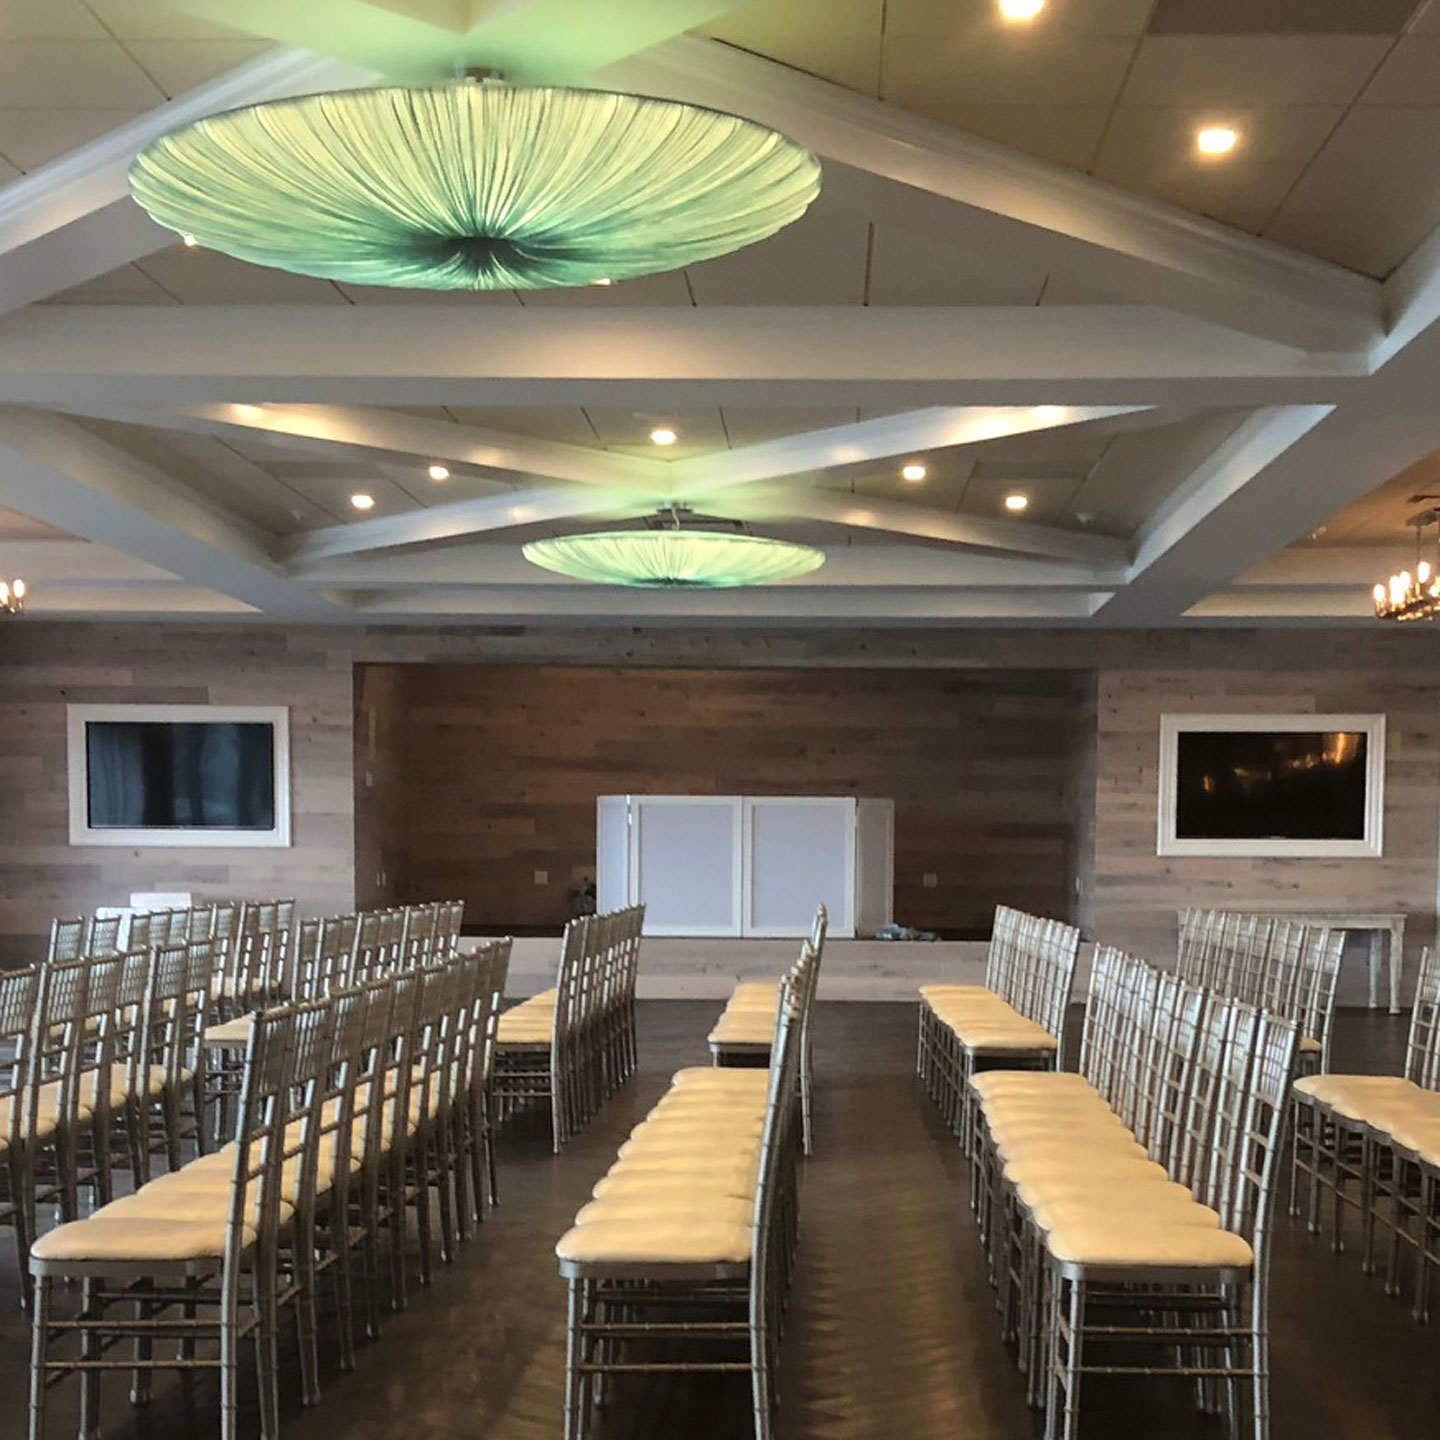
0,0 -> 1438,626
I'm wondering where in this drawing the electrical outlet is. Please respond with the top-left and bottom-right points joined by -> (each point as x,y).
922,872 -> 938,889
534,869 -> 549,886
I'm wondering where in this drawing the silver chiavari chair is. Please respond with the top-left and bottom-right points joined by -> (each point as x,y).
28,1003 -> 300,1440
84,914 -> 123,958
0,967 -> 43,1298
46,919 -> 85,965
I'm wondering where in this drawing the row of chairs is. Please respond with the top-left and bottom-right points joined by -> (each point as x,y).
969,946 -> 1299,1440
48,901 -> 295,966
1177,907 -> 1346,1071
1291,944 -> 1440,1315
554,939 -> 819,1440
27,939 -> 510,1440
917,905 -> 1081,1148
0,935 -> 228,1295
492,906 -> 643,1152
706,905 -> 827,1154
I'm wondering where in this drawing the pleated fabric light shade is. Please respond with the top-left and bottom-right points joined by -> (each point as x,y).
129,82 -> 822,290
522,530 -> 826,588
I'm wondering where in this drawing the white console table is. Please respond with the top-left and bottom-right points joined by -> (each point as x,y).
1184,908 -> 1407,1013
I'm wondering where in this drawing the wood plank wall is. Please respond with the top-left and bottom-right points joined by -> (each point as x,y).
0,626 -> 357,963
364,664 -> 1091,935
1092,669 -> 1440,977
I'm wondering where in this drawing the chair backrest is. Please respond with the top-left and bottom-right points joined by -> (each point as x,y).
0,967 -> 41,1156
85,914 -> 124,958
1404,946 -> 1440,1089
127,911 -> 155,951
47,918 -> 86,964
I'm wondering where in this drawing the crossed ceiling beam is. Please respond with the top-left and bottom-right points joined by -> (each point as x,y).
94,399 -> 1138,570
0,408 -> 346,619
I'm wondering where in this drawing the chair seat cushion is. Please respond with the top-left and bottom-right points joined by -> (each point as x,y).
203,1016 -> 254,1048
573,1193 -> 753,1227
670,1067 -> 769,1089
556,1218 -> 751,1266
1044,1219 -> 1252,1270
594,1154 -> 759,1200
1292,1074 -> 1418,1112
31,1214 -> 250,1264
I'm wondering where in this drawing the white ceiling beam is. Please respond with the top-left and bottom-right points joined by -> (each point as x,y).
171,1 -> 742,81
0,306 -> 1369,410
145,401 -> 673,491
0,50 -> 376,317
1095,407 -> 1335,624
602,37 -> 1384,355
777,490 -> 1128,571
0,408 -> 345,620
289,484 -> 643,563
675,405 -> 1150,495
353,584 -> 1105,623
298,541 -> 1117,590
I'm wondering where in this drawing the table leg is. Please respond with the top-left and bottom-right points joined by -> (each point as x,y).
1367,931 -> 1382,1010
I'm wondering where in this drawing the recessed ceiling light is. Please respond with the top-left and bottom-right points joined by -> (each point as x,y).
234,403 -> 264,420
591,277 -> 613,286
649,426 -> 678,446
998,0 -> 1045,20
901,462 -> 927,482
181,233 -> 198,247
350,492 -> 376,511
1032,405 -> 1065,424
427,463 -> 450,481
1004,492 -> 1030,513
1196,125 -> 1239,157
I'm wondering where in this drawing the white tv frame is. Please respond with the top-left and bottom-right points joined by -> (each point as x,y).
1156,713 -> 1385,859
67,704 -> 292,848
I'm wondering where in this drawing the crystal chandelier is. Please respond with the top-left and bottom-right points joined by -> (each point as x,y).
0,575 -> 26,616
1373,509 -> 1440,622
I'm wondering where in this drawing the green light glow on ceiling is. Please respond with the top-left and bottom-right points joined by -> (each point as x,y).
128,82 -> 821,290
522,530 -> 826,588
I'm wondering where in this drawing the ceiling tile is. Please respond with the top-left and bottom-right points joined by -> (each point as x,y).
915,105 -> 1111,170
120,38 -> 273,97
0,1 -> 107,38
135,245 -> 350,304
1119,35 -> 1393,107
1265,106 -> 1440,275
42,261 -> 178,304
334,283 -> 521,307
883,32 -> 1136,109
584,407 -> 728,457
0,40 -> 163,106
706,0 -> 884,94
720,408 -> 862,448
961,474 -> 1076,526
686,195 -> 867,305
0,107 -> 144,169
81,0 -> 253,40
516,268 -> 693,307
886,0 -> 1154,39
1358,37 -> 1440,103
442,407 -> 602,448
867,222 -> 1048,304
1148,0 -> 1422,35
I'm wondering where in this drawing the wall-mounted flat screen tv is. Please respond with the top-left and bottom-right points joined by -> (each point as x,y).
67,705 -> 291,848
1157,714 -> 1384,859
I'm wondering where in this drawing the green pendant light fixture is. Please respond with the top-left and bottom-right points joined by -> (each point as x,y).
128,80 -> 821,290
523,509 -> 825,588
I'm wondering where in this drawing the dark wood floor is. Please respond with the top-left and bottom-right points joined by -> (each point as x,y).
1,1003 -> 1436,1440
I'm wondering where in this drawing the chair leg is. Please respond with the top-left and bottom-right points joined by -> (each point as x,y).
79,1279 -> 101,1440
564,1279 -> 587,1440
28,1276 -> 50,1440
296,1232 -> 322,1406
130,1280 -> 154,1405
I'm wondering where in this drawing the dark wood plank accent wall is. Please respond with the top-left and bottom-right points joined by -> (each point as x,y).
0,626 -> 356,962
364,663 -> 1091,935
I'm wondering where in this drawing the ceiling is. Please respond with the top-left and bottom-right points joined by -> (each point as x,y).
0,0 -> 1438,626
